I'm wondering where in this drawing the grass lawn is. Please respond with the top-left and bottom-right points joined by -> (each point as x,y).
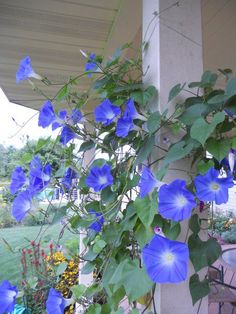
0,224 -> 77,285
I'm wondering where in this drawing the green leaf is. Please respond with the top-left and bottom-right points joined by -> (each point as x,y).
206,138 -> 230,162
113,309 -> 124,314
134,196 -> 157,229
179,103 -> 206,125
83,248 -> 98,261
225,77 -> 236,96
109,259 -> 153,302
232,137 -> 236,149
224,95 -> 236,115
85,284 -> 102,298
56,84 -> 70,101
168,83 -> 185,102
190,112 -> 225,145
71,284 -> 86,300
147,111 -> 161,133
92,76 -> 110,90
79,140 -> 96,152
164,141 -> 194,165
120,203 -> 138,232
189,274 -> 210,305
129,310 -> 139,314
201,71 -> 218,87
108,287 -> 126,311
20,152 -> 33,164
51,205 -> 69,224
81,261 -> 95,275
164,221 -> 181,240
54,164 -> 67,177
102,224 -> 122,247
131,90 -> 143,106
35,137 -> 51,152
207,93 -> 227,104
189,214 -> 200,234
131,86 -> 157,106
188,234 -> 221,272
56,261 -> 67,276
143,86 -> 157,105
134,135 -> 155,167
101,304 -> 111,314
197,159 -> 214,174
87,304 -> 102,314
113,83 -> 142,93
93,239 -> 106,253
101,186 -> 117,203
188,81 -> 201,88
134,221 -> 154,248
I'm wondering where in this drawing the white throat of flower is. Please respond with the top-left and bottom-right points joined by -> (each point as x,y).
162,251 -> 175,266
175,194 -> 187,208
99,176 -> 107,185
6,289 -> 17,300
228,151 -> 235,172
106,111 -> 115,120
210,182 -> 220,191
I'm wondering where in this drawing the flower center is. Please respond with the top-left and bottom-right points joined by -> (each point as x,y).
210,182 -> 219,191
106,111 -> 115,120
162,252 -> 175,265
99,176 -> 107,185
176,194 -> 187,207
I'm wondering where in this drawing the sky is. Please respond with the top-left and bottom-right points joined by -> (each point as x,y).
0,88 -> 53,148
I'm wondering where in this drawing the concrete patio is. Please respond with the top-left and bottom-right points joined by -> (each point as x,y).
209,244 -> 236,314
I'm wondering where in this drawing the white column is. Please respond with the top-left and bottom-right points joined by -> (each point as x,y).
79,123 -> 95,286
143,1 -> 207,313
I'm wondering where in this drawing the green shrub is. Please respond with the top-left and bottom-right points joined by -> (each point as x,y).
208,212 -> 235,235
221,224 -> 236,243
0,203 -> 15,228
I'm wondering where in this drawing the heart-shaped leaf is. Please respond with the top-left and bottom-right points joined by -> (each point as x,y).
206,138 -> 231,162
188,234 -> 221,272
164,141 -> 194,165
190,112 -> 225,145
189,273 -> 210,305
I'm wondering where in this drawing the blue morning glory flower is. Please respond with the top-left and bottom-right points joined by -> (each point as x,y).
86,164 -> 113,192
115,117 -> 134,138
16,56 -> 41,83
85,53 -> 97,77
138,167 -> 159,198
46,288 -> 66,314
61,168 -> 78,189
59,110 -> 67,120
70,109 -> 83,124
60,125 -> 75,145
29,156 -> 51,194
88,209 -> 105,232
194,167 -> 234,205
94,99 -> 121,126
38,100 -> 56,128
221,149 -> 236,175
142,235 -> 189,283
158,179 -> 196,221
10,166 -> 26,194
0,280 -> 18,314
12,190 -> 32,221
123,98 -> 145,120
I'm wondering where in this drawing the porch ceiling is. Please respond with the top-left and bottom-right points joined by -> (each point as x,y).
1,0 -> 236,112
0,0 -> 141,110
